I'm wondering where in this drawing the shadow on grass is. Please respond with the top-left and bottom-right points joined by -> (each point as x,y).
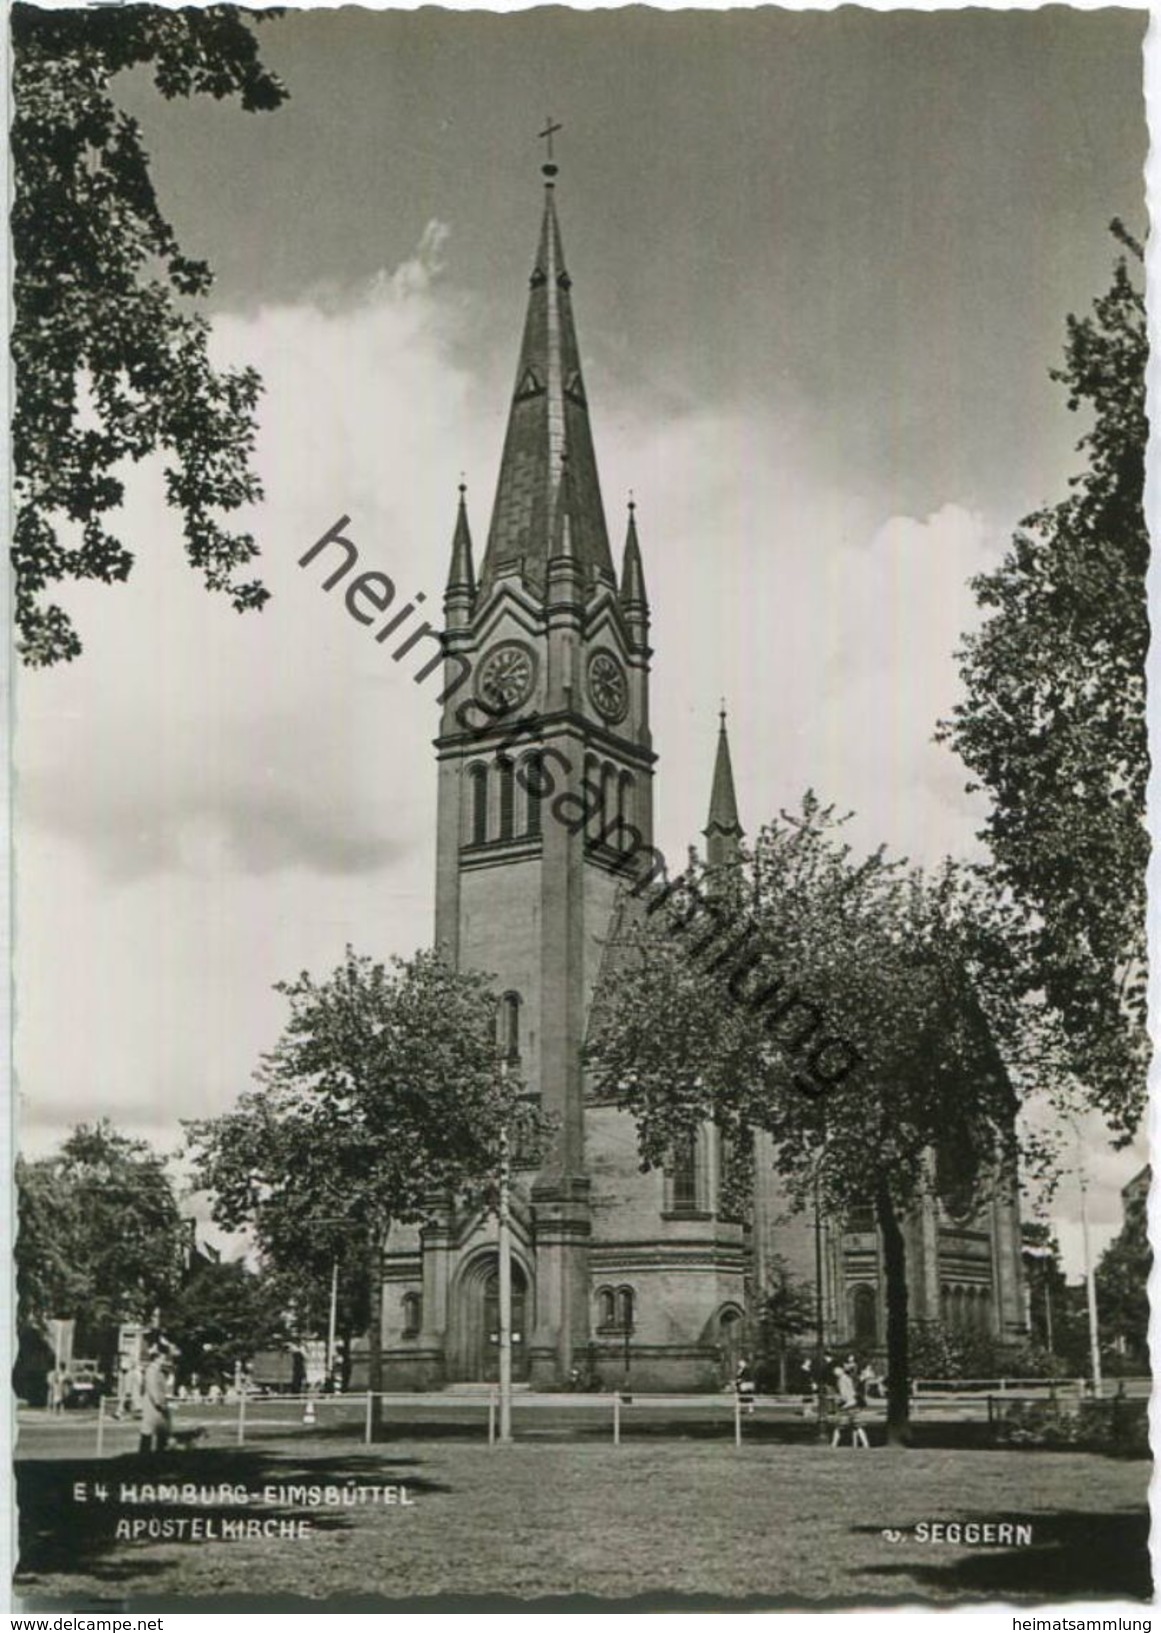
15,1447 -> 451,1593
854,1510 -> 1152,1602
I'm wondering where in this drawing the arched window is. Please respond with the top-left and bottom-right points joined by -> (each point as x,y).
978,1286 -> 993,1337
718,1306 -> 743,1374
498,992 -> 521,1063
583,753 -> 602,838
597,1288 -> 616,1328
950,1286 -> 966,1333
498,757 -> 515,840
617,770 -> 634,848
401,1292 -> 422,1338
851,1284 -> 878,1345
469,763 -> 488,846
600,762 -> 617,844
617,1287 -> 636,1331
671,1133 -> 698,1213
523,753 -> 543,838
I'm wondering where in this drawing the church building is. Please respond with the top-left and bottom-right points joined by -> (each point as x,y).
379,153 -> 1027,1390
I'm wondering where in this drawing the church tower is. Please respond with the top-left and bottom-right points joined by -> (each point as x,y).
381,147 -> 677,1388
377,150 -> 1025,1392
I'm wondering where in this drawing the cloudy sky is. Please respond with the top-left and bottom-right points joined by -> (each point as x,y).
14,4 -> 1149,1272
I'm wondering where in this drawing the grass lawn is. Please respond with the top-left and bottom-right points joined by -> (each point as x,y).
15,1436 -> 1150,1609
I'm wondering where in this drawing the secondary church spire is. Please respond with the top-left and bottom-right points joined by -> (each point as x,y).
704,705 -> 744,869
479,138 -> 614,596
445,482 -> 475,596
619,497 -> 649,646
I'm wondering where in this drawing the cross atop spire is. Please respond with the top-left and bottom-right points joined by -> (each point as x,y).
445,477 -> 476,606
479,155 -> 614,596
538,116 -> 563,177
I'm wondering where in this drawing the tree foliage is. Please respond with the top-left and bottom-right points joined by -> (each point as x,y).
939,223 -> 1149,1138
1094,1172 -> 1150,1368
752,1259 -> 817,1390
160,1257 -> 292,1385
589,796 -> 1027,1442
11,3 -> 287,665
184,947 -> 541,1419
16,1120 -> 187,1340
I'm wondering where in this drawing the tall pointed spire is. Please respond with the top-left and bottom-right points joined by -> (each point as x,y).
480,143 -> 614,596
704,705 -> 744,870
619,496 -> 649,644
444,481 -> 476,632
446,481 -> 476,597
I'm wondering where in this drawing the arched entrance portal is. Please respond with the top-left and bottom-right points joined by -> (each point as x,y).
460,1255 -> 531,1382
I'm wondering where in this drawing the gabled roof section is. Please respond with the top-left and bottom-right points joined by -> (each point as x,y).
480,177 -> 614,596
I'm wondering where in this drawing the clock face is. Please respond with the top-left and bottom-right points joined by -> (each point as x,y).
587,649 -> 628,724
477,641 -> 536,714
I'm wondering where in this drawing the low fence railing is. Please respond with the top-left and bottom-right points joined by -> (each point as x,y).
85,1375 -> 1151,1456
92,1389 -> 773,1454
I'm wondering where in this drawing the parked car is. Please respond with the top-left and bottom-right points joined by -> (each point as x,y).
63,1360 -> 106,1409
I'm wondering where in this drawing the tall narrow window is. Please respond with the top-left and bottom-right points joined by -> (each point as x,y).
498,992 -> 521,1063
524,753 -> 543,838
469,763 -> 488,845
672,1133 -> 698,1213
584,754 -> 601,839
600,762 -> 617,844
617,770 -> 634,848
852,1285 -> 878,1345
401,1292 -> 422,1338
498,757 -> 515,840
617,1287 -> 636,1331
597,1288 -> 616,1328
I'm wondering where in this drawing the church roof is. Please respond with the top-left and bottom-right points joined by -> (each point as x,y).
480,172 -> 614,595
705,709 -> 743,840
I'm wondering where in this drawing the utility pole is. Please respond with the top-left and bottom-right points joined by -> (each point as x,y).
1078,1159 -> 1103,1399
813,1168 -> 825,1353
498,1123 -> 513,1442
326,1257 -> 339,1384
497,1058 -> 513,1444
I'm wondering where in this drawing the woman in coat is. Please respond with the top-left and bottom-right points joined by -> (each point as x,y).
138,1346 -> 172,1454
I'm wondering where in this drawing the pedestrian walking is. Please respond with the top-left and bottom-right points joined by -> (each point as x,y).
830,1358 -> 870,1448
138,1341 -> 174,1455
735,1357 -> 757,1417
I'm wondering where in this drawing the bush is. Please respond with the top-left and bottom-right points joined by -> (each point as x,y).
992,1396 -> 1148,1457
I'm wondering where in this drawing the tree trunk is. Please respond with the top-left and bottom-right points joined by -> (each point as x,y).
367,1219 -> 388,1440
876,1184 -> 911,1447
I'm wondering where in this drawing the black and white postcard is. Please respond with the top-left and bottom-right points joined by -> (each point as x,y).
8,0 -> 1153,1614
